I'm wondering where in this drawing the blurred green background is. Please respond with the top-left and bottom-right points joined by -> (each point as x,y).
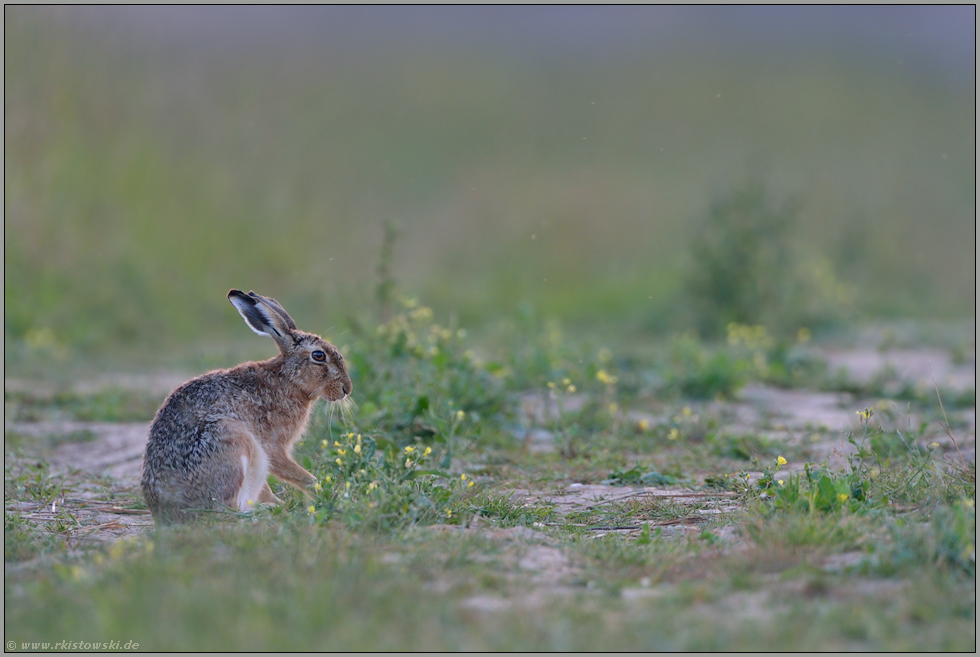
4,7 -> 975,367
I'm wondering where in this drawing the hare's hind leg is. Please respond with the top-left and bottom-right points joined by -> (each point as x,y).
219,424 -> 270,512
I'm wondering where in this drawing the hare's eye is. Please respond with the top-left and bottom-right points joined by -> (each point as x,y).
311,350 -> 326,363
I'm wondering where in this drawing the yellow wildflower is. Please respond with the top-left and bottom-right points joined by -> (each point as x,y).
929,442 -> 940,449
837,493 -> 849,503
596,370 -> 618,385
460,474 -> 467,481
405,446 -> 416,454
322,439 -> 328,448
325,476 -> 331,484
668,428 -> 680,440
562,378 -> 571,386
468,480 -> 474,488
777,456 -> 787,466
567,384 -> 577,393
307,505 -> 316,514
777,480 -> 784,486
856,408 -> 874,421
335,458 -> 343,466
682,406 -> 692,417
354,444 -> 361,454
314,482 -> 322,492
456,410 -> 465,421
423,446 -> 432,456
638,419 -> 650,431
337,449 -> 347,455
405,458 -> 412,468
446,509 -> 453,518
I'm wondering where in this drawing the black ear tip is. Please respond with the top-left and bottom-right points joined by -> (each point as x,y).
228,289 -> 245,300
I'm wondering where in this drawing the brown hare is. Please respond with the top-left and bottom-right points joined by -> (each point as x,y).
141,290 -> 352,523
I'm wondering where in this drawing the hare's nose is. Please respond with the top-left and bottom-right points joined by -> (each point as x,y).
342,381 -> 352,396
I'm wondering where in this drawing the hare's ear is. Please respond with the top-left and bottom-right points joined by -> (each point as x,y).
228,289 -> 296,351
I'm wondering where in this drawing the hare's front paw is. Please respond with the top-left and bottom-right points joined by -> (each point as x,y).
259,483 -> 282,506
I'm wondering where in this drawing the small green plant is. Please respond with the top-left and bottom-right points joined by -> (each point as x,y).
686,179 -> 803,336
302,429 -> 477,531
342,297 -> 505,453
664,333 -> 748,399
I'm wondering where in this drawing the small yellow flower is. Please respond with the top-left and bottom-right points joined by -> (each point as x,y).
314,482 -> 323,492
777,480 -> 784,486
347,432 -> 355,439
777,456 -> 787,466
321,439 -> 328,448
405,446 -> 416,454
335,458 -> 343,466
456,410 -> 465,421
837,493 -> 849,503
562,378 -> 571,386
460,473 -> 467,481
638,419 -> 650,431
334,441 -> 342,447
423,446 -> 432,456
467,480 -> 474,488
547,381 -> 556,389
345,481 -> 351,490
247,499 -> 254,507
337,449 -> 347,455
307,505 -> 316,514
682,406 -> 692,417
596,370 -> 618,385
354,444 -> 361,454
929,442 -> 939,449
324,475 -> 331,483
668,428 -> 680,440
405,458 -> 412,468
446,509 -> 453,518
567,384 -> 577,393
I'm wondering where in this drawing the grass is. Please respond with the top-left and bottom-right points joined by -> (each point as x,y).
4,307 -> 974,650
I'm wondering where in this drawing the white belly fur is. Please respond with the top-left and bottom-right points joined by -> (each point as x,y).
235,438 -> 270,512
